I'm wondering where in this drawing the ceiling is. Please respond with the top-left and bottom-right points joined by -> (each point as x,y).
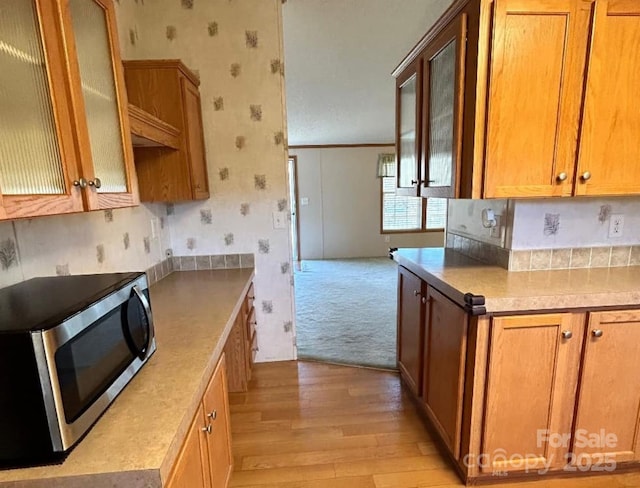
282,0 -> 453,146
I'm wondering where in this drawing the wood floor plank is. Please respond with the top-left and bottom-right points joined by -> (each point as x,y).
261,401 -> 412,422
372,468 -> 463,488
341,418 -> 426,436
230,475 -> 376,488
229,463 -> 336,486
233,434 -> 379,458
333,454 -> 449,477
375,432 -> 435,446
232,425 -> 345,445
230,419 -> 291,434
241,443 -> 423,470
291,410 -> 420,430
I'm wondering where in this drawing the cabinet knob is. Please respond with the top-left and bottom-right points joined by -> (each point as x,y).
561,330 -> 573,339
592,329 -> 604,338
207,410 -> 217,420
201,424 -> 212,434
413,290 -> 421,297
421,297 -> 426,304
73,178 -> 87,189
88,177 -> 102,189
410,180 -> 421,186
581,171 -> 592,181
556,172 -> 568,182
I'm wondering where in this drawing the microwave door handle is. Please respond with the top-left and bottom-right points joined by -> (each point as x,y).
132,285 -> 155,359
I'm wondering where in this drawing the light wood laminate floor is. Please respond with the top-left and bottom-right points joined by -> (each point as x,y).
229,361 -> 640,488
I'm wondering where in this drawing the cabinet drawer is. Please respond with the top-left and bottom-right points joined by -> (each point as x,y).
246,306 -> 256,339
250,332 -> 258,365
245,282 -> 255,311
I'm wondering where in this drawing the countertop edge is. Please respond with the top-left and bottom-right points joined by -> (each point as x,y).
392,252 -> 470,310
393,249 -> 640,314
158,269 -> 255,484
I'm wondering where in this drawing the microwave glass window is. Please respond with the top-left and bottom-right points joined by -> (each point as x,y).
54,288 -> 149,424
55,306 -> 134,423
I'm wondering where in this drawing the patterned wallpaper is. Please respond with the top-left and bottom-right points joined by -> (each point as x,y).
115,0 -> 296,361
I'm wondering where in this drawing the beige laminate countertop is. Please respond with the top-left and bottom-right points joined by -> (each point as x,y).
0,268 -> 254,488
393,247 -> 640,313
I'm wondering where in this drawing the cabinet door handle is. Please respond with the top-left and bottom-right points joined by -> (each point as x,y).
410,180 -> 421,186
561,330 -> 572,339
201,424 -> 212,434
207,410 -> 217,420
73,178 -> 87,189
556,172 -> 568,182
581,171 -> 592,181
592,329 -> 604,338
87,177 -> 102,189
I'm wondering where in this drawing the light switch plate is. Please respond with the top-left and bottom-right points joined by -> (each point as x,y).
300,197 -> 309,206
273,211 -> 286,229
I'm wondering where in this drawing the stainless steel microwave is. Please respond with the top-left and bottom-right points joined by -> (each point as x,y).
0,272 -> 156,468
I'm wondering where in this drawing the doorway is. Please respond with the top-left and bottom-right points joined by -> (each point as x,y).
287,156 -> 301,264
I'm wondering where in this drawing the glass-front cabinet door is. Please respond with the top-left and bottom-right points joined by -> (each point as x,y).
395,59 -> 422,196
0,0 -> 84,219
420,14 -> 467,198
65,0 -> 138,210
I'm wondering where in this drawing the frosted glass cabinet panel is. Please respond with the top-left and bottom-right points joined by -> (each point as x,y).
426,40 -> 456,189
420,16 -> 466,199
0,0 -> 66,195
0,0 -> 138,220
0,0 -> 87,220
69,0 -> 128,194
395,60 -> 421,196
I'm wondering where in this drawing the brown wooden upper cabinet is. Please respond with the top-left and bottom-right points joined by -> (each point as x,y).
393,0 -> 640,199
123,60 -> 210,202
0,0 -> 138,221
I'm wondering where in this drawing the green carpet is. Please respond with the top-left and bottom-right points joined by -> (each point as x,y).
294,258 -> 398,370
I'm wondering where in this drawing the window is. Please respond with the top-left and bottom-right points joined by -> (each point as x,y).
381,176 -> 446,232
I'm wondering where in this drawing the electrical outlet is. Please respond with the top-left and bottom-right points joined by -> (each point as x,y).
489,215 -> 502,239
609,214 -> 624,238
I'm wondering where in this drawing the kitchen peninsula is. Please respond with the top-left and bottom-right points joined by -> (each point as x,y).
393,247 -> 640,484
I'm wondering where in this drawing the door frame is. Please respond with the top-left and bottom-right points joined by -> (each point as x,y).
288,155 -> 301,263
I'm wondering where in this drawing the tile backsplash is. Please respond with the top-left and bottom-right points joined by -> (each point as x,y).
171,253 -> 255,272
447,197 -> 640,271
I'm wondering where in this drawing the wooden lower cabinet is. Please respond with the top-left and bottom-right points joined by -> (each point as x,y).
202,357 -> 234,488
223,282 -> 256,393
481,313 -> 585,474
572,310 -> 640,465
396,264 -> 640,483
166,404 -> 210,488
422,288 -> 467,458
397,266 -> 425,396
166,355 -> 233,488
